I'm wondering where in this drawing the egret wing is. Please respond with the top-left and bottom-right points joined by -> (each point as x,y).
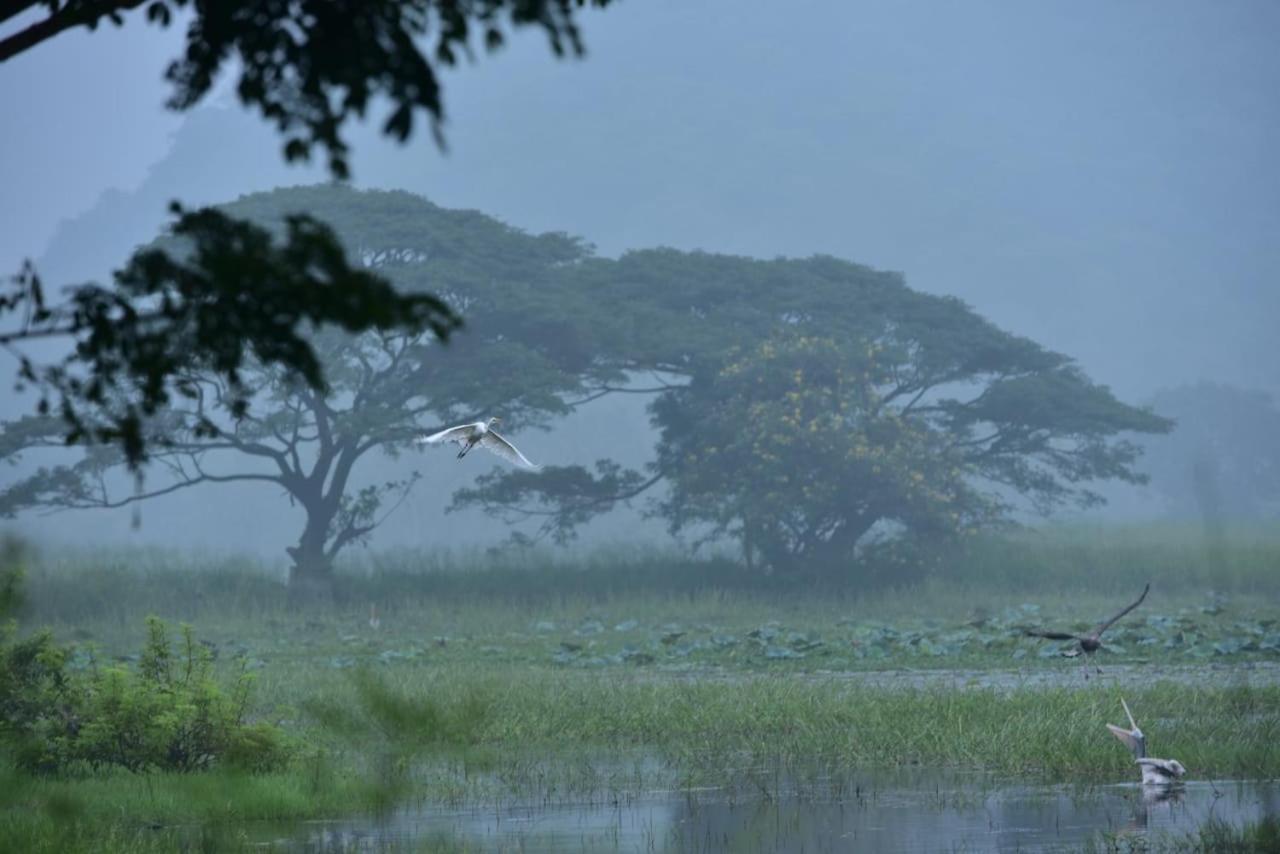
418,423 -> 479,446
1107,723 -> 1146,758
480,430 -> 540,470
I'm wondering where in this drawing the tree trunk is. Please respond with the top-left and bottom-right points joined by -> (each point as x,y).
286,500 -> 337,598
808,514 -> 877,578
748,514 -> 879,579
754,526 -> 802,576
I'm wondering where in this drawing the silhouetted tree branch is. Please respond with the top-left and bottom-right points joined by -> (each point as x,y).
0,0 -> 611,177
1,204 -> 459,469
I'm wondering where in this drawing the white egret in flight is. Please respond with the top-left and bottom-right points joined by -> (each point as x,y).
415,417 -> 540,470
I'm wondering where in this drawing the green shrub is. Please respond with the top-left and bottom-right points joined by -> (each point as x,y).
0,616 -> 292,774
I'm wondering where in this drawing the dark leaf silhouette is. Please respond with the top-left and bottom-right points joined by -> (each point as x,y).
0,1 -> 613,178
1,203 -> 460,469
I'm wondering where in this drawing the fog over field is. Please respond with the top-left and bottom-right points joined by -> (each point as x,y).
2,1 -> 1277,560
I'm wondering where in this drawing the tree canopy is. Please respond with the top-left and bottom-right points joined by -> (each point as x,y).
1,185 -> 1173,581
452,249 -> 1174,574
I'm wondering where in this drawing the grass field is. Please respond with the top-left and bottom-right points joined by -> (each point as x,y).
3,524 -> 1279,851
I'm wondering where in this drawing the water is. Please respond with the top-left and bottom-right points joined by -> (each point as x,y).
252,770 -> 1277,852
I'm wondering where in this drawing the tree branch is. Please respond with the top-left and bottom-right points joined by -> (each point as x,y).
0,1 -> 146,64
562,383 -> 678,407
478,468 -> 666,519
325,523 -> 374,560
0,1 -> 40,28
56,470 -> 285,511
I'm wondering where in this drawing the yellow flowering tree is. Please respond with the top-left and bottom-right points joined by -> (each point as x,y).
650,334 -> 996,573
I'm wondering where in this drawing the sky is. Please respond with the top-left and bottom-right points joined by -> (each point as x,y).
1,0 -> 1277,556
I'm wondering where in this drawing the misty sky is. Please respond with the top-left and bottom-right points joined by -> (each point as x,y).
3,1 -> 1278,400
1,1 -> 1277,555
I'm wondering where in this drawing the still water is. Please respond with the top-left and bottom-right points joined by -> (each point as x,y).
254,769 -> 1276,853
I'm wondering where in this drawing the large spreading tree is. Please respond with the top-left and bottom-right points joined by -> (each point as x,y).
452,252 -> 1174,575
0,186 -> 599,585
1,1 -> 612,466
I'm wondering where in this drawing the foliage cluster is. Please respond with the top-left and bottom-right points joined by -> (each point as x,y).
0,616 -> 290,775
1,205 -> 458,470
0,1 -> 613,179
651,333 -> 999,571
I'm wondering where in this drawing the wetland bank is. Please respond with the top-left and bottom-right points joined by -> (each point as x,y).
2,528 -> 1278,852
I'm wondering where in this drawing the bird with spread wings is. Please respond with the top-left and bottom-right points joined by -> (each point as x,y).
1023,583 -> 1150,678
1107,697 -> 1187,786
415,417 -> 540,470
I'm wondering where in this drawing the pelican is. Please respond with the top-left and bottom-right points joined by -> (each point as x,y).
415,417 -> 540,470
1107,697 -> 1187,786
1024,582 -> 1149,677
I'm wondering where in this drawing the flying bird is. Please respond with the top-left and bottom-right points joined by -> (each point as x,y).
1107,696 -> 1187,786
1023,582 -> 1150,677
415,417 -> 540,470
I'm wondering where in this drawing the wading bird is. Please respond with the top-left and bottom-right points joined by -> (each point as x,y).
415,417 -> 540,470
1107,697 -> 1187,786
1023,583 -> 1149,678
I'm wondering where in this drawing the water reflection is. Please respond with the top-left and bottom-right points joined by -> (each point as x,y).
262,772 -> 1276,852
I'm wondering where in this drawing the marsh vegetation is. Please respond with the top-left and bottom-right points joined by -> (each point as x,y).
2,526 -> 1278,851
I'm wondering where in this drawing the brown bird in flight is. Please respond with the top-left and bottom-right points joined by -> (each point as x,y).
1024,583 -> 1149,678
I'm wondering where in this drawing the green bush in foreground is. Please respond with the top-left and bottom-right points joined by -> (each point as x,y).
0,616 -> 291,774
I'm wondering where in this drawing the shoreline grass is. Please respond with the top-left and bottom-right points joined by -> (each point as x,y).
3,676 -> 1278,851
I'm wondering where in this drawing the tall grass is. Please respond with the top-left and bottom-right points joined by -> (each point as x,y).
310,666 -> 1280,783
17,523 -> 1280,628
